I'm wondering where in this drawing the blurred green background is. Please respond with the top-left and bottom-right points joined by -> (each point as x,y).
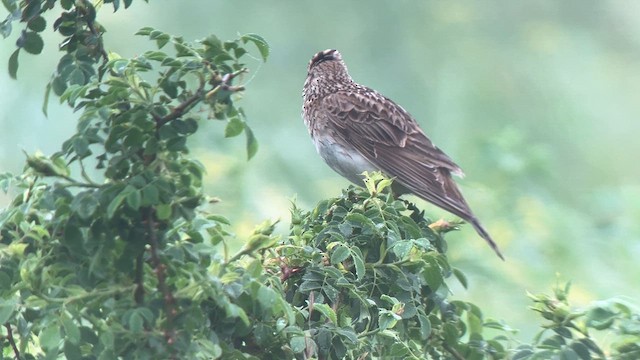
2,0 -> 639,339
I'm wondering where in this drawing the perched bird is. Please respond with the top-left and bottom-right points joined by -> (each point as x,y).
302,49 -> 503,259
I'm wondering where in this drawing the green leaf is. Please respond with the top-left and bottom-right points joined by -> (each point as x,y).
61,315 -> 81,345
224,116 -> 244,137
379,311 -> 399,330
290,336 -> 307,353
129,311 -> 143,333
8,48 -> 18,79
68,68 -> 86,85
42,81 -> 51,116
107,189 -> 128,219
586,306 -> 617,330
257,285 -> 278,311
136,27 -> 155,36
351,246 -> 365,281
453,268 -> 468,289
559,348 -> 579,360
71,191 -> 99,219
72,136 -> 90,157
126,190 -> 141,210
0,17 -> 12,39
313,303 -> 337,325
18,31 -> 44,54
330,244 -> 350,264
418,314 -> 432,339
40,324 -> 61,350
27,16 -> 46,32
245,124 -> 258,160
0,298 -> 16,323
156,203 -> 172,220
241,33 -> 269,61
64,341 -> 82,360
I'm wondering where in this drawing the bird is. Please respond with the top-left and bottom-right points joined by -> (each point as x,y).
302,49 -> 504,260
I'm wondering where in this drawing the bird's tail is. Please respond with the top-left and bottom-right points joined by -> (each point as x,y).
469,218 -> 505,260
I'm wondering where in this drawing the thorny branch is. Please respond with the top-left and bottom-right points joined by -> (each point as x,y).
4,323 -> 20,360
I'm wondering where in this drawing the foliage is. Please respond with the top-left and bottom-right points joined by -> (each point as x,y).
279,173 -> 511,359
513,283 -> 640,360
1,1 -> 639,360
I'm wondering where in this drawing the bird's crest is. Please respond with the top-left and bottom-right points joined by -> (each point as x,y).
308,49 -> 342,70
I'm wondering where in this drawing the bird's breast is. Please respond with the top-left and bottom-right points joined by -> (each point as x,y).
313,133 -> 378,185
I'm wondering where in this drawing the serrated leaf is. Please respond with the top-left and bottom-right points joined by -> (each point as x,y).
330,244 -> 350,264
8,48 -> 18,79
241,33 -> 269,61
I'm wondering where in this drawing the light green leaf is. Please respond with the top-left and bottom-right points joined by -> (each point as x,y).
290,336 -> 307,353
224,116 -> 244,138
330,244 -> 350,264
61,314 -> 80,345
245,124 -> 258,160
156,203 -> 172,220
40,324 -> 61,350
129,311 -> 143,333
0,298 -> 16,323
42,81 -> 51,116
241,33 -> 269,61
312,303 -> 337,325
351,247 -> 365,281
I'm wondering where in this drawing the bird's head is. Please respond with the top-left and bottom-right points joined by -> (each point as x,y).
306,49 -> 351,84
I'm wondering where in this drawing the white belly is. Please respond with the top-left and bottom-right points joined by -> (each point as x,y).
314,134 -> 378,185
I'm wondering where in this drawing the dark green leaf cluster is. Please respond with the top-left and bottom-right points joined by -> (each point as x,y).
277,174 -> 510,359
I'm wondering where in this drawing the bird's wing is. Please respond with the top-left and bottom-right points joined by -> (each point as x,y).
320,89 -> 473,218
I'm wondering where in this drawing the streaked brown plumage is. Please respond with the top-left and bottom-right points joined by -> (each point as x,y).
302,49 -> 504,259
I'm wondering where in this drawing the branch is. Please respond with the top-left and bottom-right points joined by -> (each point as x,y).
144,208 -> 177,351
154,79 -> 207,128
154,68 -> 248,128
4,323 -> 20,360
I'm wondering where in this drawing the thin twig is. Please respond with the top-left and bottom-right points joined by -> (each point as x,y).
4,323 -> 20,360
